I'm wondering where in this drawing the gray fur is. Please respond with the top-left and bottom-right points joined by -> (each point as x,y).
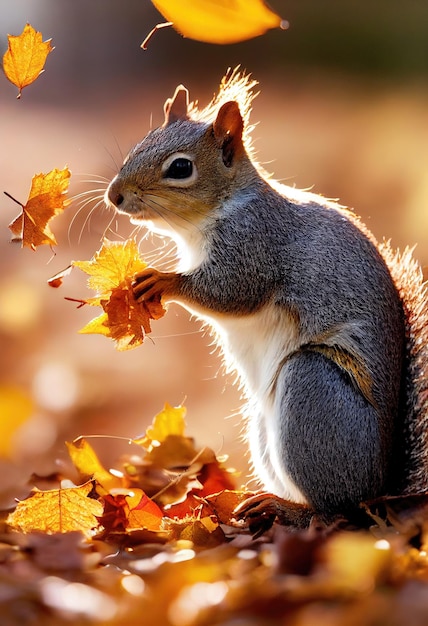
106,81 -> 428,519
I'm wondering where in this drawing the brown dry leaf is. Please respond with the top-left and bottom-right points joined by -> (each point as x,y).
3,23 -> 53,98
166,516 -> 225,548
73,239 -> 166,350
21,531 -> 98,572
149,0 -> 286,45
6,483 -> 103,538
8,167 -> 71,250
205,489 -> 249,525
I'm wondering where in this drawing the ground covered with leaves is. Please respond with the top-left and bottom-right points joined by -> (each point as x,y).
0,403 -> 428,626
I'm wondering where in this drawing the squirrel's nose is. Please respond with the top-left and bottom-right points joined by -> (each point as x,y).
106,179 -> 124,208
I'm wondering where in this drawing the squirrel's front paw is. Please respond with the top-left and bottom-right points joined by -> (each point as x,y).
132,268 -> 180,302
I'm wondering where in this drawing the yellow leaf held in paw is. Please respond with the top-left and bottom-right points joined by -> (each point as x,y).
3,23 -> 53,98
149,0 -> 287,45
7,167 -> 71,250
73,239 -> 166,350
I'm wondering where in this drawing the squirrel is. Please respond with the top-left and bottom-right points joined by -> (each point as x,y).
105,69 -> 428,529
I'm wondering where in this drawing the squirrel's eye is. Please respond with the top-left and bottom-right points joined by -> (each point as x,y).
164,157 -> 193,179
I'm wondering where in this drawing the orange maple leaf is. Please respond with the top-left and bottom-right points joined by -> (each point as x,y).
126,489 -> 164,530
8,167 -> 71,250
73,239 -> 166,350
6,483 -> 103,538
3,23 -> 53,98
100,490 -> 164,534
146,0 -> 287,46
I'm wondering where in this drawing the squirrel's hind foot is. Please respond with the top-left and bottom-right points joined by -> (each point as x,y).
233,493 -> 315,537
233,492 -> 368,538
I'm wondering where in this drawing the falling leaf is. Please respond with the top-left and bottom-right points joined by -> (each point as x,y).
3,23 -> 53,98
6,483 -> 103,537
148,0 -> 287,45
66,439 -> 122,495
47,264 -> 73,288
73,239 -> 166,350
8,167 -> 71,250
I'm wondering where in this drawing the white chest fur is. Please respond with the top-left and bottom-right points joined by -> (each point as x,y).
184,301 -> 308,503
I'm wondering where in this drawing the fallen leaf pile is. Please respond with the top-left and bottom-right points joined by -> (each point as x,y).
2,23 -> 53,98
5,403 -> 241,544
2,402 -> 428,625
71,239 -> 166,350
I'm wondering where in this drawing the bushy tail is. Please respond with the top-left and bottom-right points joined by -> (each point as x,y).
380,243 -> 428,493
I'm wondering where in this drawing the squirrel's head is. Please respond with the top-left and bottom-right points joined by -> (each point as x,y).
105,69 -> 260,240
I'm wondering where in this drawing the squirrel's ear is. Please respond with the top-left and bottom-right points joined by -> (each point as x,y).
163,85 -> 189,126
213,101 -> 244,167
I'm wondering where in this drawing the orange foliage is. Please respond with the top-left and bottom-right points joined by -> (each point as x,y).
73,239 -> 166,350
5,403 -> 240,546
3,23 -> 53,98
8,168 -> 71,250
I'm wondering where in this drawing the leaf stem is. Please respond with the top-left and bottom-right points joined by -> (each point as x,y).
4,191 -> 24,208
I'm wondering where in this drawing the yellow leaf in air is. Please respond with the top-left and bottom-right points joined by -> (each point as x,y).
150,0 -> 286,44
66,439 -> 122,495
0,386 -> 33,458
6,483 -> 103,537
3,23 -> 53,98
73,240 -> 166,350
133,403 -> 187,448
8,167 -> 71,250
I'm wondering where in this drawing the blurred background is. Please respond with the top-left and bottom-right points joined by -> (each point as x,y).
0,0 -> 427,503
